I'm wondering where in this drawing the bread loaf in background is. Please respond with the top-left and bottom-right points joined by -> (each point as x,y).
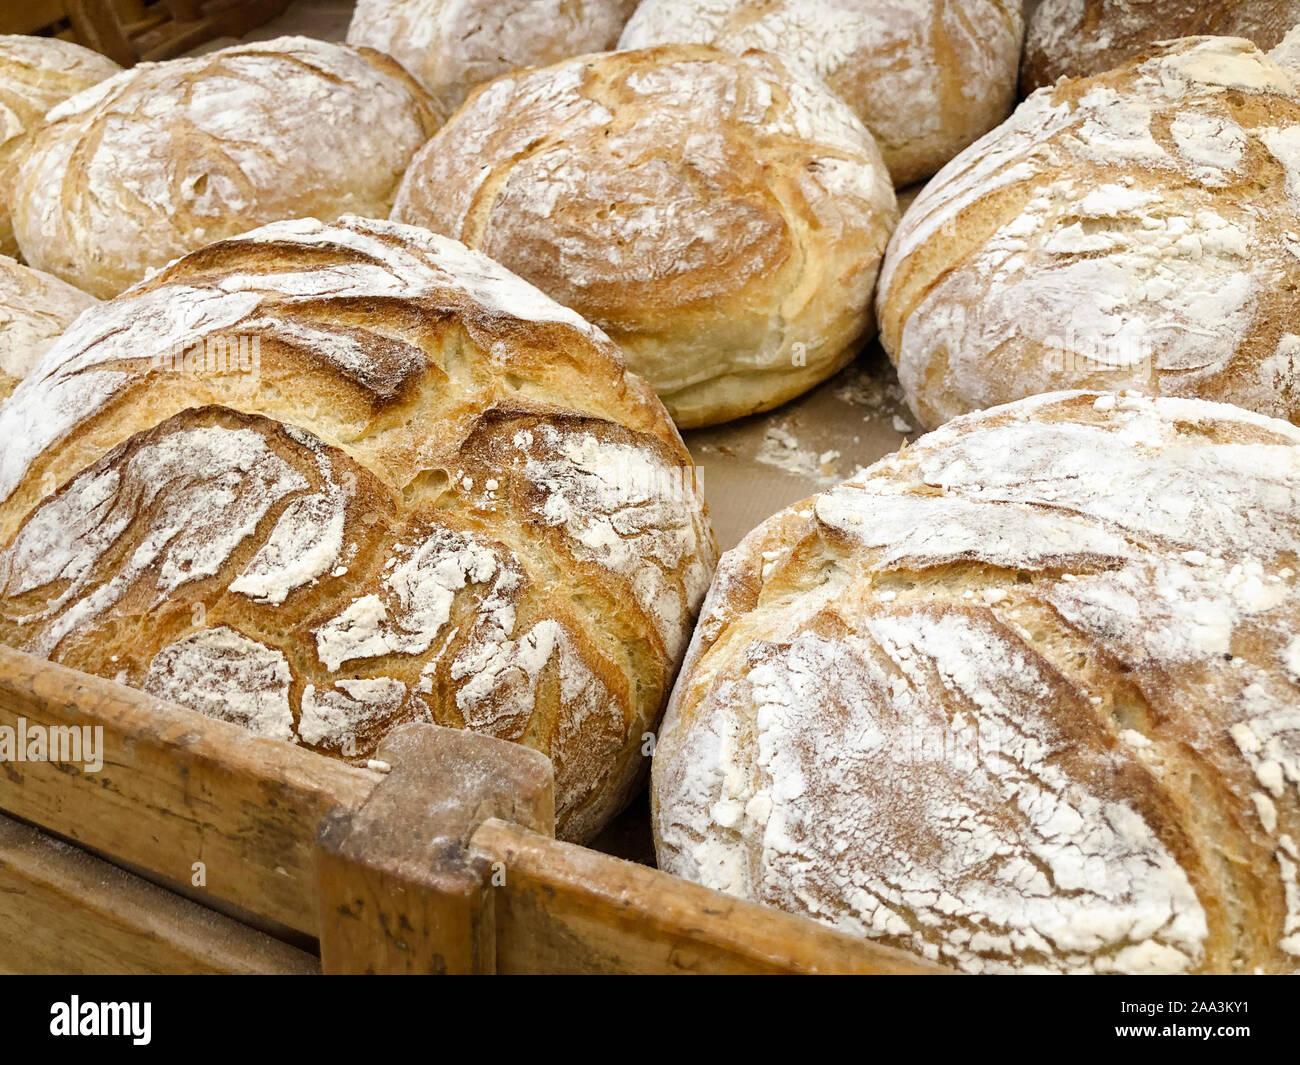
0,255 -> 96,402
9,36 -> 442,299
654,390 -> 1300,974
619,0 -> 1025,186
0,216 -> 717,843
347,0 -> 637,116
878,37 -> 1300,431
0,35 -> 121,260
1023,0 -> 1300,92
393,44 -> 898,429
1271,22 -> 1300,74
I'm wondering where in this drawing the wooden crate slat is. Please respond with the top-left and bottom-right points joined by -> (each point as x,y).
0,643 -> 380,937
0,1 -> 72,36
472,819 -> 949,975
0,642 -> 948,974
0,812 -> 318,974
63,0 -> 137,66
134,0 -> 292,62
7,0 -> 291,66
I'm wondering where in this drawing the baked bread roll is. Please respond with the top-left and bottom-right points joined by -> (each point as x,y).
392,45 -> 898,429
1023,0 -> 1300,92
878,37 -> 1300,431
9,36 -> 442,299
347,0 -> 637,115
618,1 -> 1025,186
0,35 -> 121,260
0,255 -> 96,402
0,216 -> 716,843
655,390 -> 1300,974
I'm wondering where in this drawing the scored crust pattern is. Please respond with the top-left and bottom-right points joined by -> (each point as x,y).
879,37 -> 1300,431
393,44 -> 897,429
654,391 -> 1300,972
620,0 -> 1024,186
10,36 -> 443,299
0,216 -> 717,842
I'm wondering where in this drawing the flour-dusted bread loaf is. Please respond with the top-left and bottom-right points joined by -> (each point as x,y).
347,0 -> 637,116
877,37 -> 1300,431
0,36 -> 121,260
393,45 -> 898,429
0,255 -> 96,401
655,390 -> 1300,974
619,1 -> 1025,186
1272,23 -> 1300,75
0,216 -> 717,842
1023,0 -> 1300,92
9,36 -> 442,299
0,255 -> 96,402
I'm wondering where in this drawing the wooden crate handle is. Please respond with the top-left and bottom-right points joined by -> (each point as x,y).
314,722 -> 555,975
311,720 -> 945,975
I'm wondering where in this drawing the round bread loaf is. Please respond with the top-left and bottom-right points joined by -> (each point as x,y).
392,45 -> 898,429
9,36 -> 442,299
0,255 -> 96,402
347,0 -> 638,116
655,390 -> 1300,974
877,37 -> 1300,431
0,35 -> 121,260
618,0 -> 1024,186
0,216 -> 717,842
1023,0 -> 1300,93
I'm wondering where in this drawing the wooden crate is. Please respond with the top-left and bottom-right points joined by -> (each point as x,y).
0,0 -> 291,65
0,643 -> 943,974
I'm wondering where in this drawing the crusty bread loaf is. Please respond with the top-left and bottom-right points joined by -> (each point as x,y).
0,216 -> 717,842
878,37 -> 1300,431
0,255 -> 96,402
619,0 -> 1025,186
1023,0 -> 1300,92
392,45 -> 898,429
0,35 -> 120,260
9,36 -> 442,299
654,390 -> 1300,974
347,0 -> 637,116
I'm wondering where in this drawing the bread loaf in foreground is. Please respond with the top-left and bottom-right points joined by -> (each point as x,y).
878,37 -> 1300,431
0,35 -> 121,260
0,255 -> 96,402
654,390 -> 1300,974
347,0 -> 637,115
0,216 -> 717,842
1023,0 -> 1300,92
620,0 -> 1024,186
393,45 -> 898,429
10,36 -> 442,299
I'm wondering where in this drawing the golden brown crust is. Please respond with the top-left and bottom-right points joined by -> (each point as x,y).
0,255 -> 96,401
878,37 -> 1300,431
347,0 -> 638,115
392,44 -> 898,428
0,35 -> 121,260
9,36 -> 443,298
0,217 -> 717,842
655,391 -> 1300,973
620,0 -> 1025,186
